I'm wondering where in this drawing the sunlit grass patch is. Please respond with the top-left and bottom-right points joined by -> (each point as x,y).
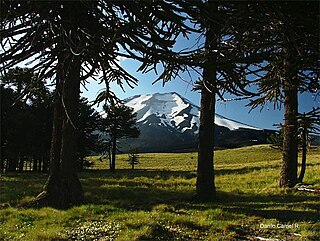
0,145 -> 319,240
67,220 -> 121,240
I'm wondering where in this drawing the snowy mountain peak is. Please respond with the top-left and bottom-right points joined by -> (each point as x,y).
119,92 -> 269,152
125,92 -> 199,134
124,92 -> 260,134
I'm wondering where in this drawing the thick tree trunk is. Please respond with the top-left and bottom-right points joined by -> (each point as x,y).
196,88 -> 216,200
298,127 -> 307,183
59,54 -> 84,207
196,1 -> 218,200
35,58 -> 64,207
280,60 -> 298,187
33,3 -> 84,209
36,55 -> 84,208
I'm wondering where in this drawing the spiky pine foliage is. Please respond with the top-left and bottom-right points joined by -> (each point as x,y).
1,0 -> 194,208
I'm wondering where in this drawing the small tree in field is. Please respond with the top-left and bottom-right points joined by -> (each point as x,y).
101,104 -> 140,173
127,147 -> 139,170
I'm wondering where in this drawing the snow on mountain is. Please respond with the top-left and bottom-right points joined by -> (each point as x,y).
124,92 -> 260,133
215,114 -> 261,131
117,92 -> 271,152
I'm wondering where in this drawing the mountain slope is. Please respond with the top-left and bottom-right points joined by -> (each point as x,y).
120,92 -> 269,152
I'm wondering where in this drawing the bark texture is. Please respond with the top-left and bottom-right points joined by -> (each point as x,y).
280,46 -> 299,188
35,53 -> 84,208
196,1 -> 218,200
196,86 -> 216,200
34,4 -> 84,208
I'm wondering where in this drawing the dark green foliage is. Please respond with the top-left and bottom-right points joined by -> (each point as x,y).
0,68 -> 52,173
101,104 -> 140,172
0,69 -> 104,173
77,98 -> 104,170
267,129 -> 284,150
1,0 -> 194,208
102,104 -> 140,140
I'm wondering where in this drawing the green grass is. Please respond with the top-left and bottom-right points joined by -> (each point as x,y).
0,145 -> 319,240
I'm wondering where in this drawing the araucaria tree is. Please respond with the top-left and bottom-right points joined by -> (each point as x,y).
101,104 -> 139,173
178,1 -> 257,200
1,1 -> 192,208
241,2 -> 319,188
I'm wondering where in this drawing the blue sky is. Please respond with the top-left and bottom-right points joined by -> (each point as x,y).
81,29 -> 319,130
82,57 -> 319,130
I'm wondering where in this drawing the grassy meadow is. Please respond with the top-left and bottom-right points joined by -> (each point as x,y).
0,145 -> 319,240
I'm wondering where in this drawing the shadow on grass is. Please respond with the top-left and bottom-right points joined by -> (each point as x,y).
81,169 -> 197,179
82,164 -> 279,178
211,192 -> 319,222
1,169 -> 318,223
78,169 -> 319,223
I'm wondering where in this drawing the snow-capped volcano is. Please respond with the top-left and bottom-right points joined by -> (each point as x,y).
125,92 -> 200,135
120,92 -> 267,152
125,92 -> 260,135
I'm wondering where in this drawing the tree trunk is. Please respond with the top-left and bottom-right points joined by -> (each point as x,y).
35,55 -> 83,208
279,44 -> 299,188
59,54 -> 84,207
196,1 -> 218,201
18,156 -> 24,172
33,158 -> 38,172
34,57 -> 64,207
79,157 -> 84,171
7,158 -> 17,172
33,3 -> 84,209
0,159 -> 3,173
298,127 -> 307,183
110,136 -> 116,173
42,150 -> 49,173
38,155 -> 42,173
196,83 -> 216,200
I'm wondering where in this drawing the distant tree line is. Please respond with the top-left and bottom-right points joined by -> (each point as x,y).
1,68 -> 52,173
1,67 -> 139,173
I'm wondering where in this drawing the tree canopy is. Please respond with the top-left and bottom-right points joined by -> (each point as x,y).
1,0 -> 194,208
